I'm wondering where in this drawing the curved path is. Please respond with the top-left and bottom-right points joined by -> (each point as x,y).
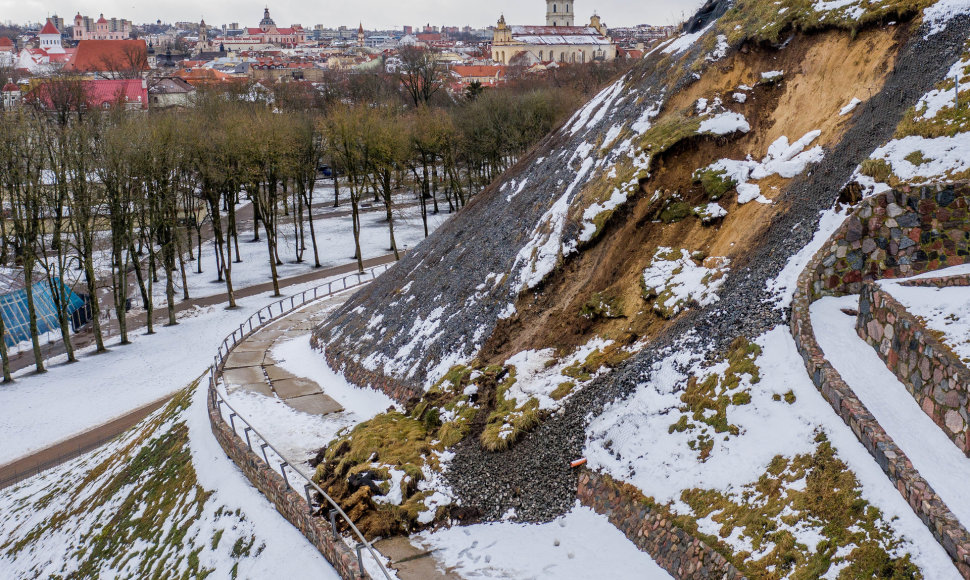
215,290 -> 457,580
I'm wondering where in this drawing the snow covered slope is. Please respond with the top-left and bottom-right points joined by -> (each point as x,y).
0,385 -> 336,578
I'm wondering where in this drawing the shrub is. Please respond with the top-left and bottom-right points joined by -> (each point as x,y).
859,158 -> 892,183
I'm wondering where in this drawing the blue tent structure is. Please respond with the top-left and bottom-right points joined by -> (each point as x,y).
0,278 -> 85,347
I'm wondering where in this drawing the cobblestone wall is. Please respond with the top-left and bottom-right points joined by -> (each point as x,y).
577,470 -> 746,580
808,183 -> 970,300
899,273 -> 970,288
857,283 -> 970,456
207,389 -> 370,580
789,184 -> 970,576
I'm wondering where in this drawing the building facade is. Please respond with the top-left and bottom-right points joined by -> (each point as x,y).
211,8 -> 306,50
546,0 -> 575,27
492,5 -> 616,66
73,13 -> 132,41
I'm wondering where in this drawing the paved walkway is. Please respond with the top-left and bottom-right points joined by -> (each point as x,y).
218,291 -> 458,580
222,298 -> 348,417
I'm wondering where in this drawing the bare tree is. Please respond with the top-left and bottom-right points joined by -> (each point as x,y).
398,46 -> 445,108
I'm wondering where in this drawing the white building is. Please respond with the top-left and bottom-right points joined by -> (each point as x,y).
492,2 -> 616,66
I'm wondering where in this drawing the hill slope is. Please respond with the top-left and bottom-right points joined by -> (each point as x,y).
312,1 -> 970,577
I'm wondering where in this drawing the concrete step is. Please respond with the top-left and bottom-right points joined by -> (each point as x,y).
374,537 -> 460,580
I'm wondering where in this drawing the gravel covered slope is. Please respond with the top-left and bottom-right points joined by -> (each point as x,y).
317,55 -> 676,389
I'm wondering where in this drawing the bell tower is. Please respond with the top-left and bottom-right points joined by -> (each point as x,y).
546,0 -> 574,27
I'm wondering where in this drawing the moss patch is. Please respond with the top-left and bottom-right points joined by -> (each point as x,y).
312,366 -> 480,538
694,168 -> 738,200
716,0 -> 932,46
679,434 -> 920,579
579,292 -> 625,320
670,337 -> 762,461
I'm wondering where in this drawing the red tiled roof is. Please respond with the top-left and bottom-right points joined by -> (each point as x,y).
64,40 -> 148,73
451,65 -> 505,79
28,79 -> 147,110
39,20 -> 60,35
2,82 -> 19,92
0,37 -> 13,47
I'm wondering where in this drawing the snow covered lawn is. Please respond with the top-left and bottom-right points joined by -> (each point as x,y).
585,326 -> 960,578
881,274 -> 970,362
0,274 -> 377,467
414,503 -> 672,579
0,385 -> 338,578
150,203 -> 445,302
812,295 -> 970,533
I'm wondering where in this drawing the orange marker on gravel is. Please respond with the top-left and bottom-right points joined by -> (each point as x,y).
570,458 -> 587,468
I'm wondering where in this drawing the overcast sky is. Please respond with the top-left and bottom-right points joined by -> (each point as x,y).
2,0 -> 706,30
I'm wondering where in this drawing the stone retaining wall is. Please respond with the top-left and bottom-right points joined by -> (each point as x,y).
857,283 -> 970,456
314,335 -> 423,406
900,273 -> 970,288
789,183 -> 970,576
808,184 -> 970,300
207,389 -> 370,580
577,470 -> 746,580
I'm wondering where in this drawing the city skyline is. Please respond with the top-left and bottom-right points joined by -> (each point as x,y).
1,0 -> 705,30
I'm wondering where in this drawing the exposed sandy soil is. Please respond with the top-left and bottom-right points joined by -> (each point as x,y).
479,24 -> 910,366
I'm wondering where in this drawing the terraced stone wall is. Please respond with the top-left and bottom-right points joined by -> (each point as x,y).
790,184 -> 970,575
577,470 -> 746,580
857,283 -> 970,456
207,389 -> 371,580
808,183 -> 970,300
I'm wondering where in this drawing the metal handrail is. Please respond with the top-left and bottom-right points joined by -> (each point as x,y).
208,263 -> 394,580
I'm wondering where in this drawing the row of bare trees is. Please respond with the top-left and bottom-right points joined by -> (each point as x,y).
0,78 -> 578,378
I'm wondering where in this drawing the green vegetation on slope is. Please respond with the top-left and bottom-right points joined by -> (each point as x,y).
0,385 -> 266,579
717,0 -> 934,45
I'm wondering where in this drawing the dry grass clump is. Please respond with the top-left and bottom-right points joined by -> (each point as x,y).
669,337 -> 761,461
312,366 -> 481,537
718,0 -> 933,46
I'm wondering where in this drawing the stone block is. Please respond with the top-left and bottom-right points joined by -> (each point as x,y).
273,377 -> 323,399
224,366 -> 268,387
224,350 -> 267,369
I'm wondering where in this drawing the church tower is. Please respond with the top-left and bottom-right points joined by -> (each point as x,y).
546,0 -> 574,27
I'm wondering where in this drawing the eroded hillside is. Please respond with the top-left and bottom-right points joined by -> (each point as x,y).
311,0 -> 970,575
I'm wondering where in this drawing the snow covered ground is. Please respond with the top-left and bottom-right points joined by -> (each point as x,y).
414,503 -> 672,579
221,329 -> 400,466
853,42 -> 970,194
813,295 -> 970,533
0,274 -> 382,467
584,325 -> 960,578
881,273 -> 970,362
0,385 -> 339,578
121,202 -> 446,303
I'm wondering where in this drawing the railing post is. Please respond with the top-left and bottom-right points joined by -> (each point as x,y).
243,427 -> 253,451
304,483 -> 314,512
229,413 -> 237,434
260,443 -> 270,465
356,543 -> 365,578
330,509 -> 339,539
280,462 -> 290,488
